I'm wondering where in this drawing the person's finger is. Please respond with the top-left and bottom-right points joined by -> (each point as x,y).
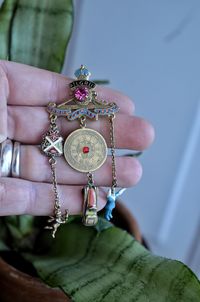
0,60 -> 134,114
8,106 -> 154,150
0,177 -> 107,216
0,65 -> 8,142
20,145 -> 142,187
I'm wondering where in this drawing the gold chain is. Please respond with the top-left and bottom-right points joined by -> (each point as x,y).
109,114 -> 117,193
87,172 -> 94,187
50,114 -> 58,131
49,156 -> 61,216
80,116 -> 86,128
48,114 -> 62,216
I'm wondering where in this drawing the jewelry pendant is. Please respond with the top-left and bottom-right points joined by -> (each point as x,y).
82,184 -> 98,226
43,65 -> 125,226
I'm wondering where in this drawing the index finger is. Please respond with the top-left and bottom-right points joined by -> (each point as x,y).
0,60 -> 135,114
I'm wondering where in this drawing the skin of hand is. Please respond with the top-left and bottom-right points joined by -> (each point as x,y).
0,60 -> 155,216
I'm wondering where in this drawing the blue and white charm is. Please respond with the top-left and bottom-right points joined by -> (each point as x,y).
105,188 -> 126,221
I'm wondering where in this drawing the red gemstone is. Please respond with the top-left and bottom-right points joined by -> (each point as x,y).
74,87 -> 89,101
83,146 -> 89,153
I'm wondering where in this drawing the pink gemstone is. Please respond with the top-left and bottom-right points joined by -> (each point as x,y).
83,146 -> 89,153
74,87 -> 89,101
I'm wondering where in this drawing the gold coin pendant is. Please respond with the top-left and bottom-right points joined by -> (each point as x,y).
64,128 -> 107,172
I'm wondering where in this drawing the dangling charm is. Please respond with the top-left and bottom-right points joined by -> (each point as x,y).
104,114 -> 126,220
105,188 -> 126,220
82,173 -> 98,226
41,114 -> 69,238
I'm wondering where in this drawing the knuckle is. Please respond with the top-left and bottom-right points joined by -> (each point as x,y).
130,117 -> 155,150
23,147 -> 35,180
123,95 -> 135,113
21,146 -> 50,183
7,106 -> 15,139
0,60 -> 9,96
120,157 -> 143,187
25,181 -> 36,214
0,181 -> 6,207
138,118 -> 155,149
132,158 -> 143,185
21,146 -> 38,180
0,60 -> 7,72
49,72 -> 58,102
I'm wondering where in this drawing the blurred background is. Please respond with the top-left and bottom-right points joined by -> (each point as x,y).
64,0 -> 200,277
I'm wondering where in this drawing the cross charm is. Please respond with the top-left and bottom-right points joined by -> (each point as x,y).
43,135 -> 63,156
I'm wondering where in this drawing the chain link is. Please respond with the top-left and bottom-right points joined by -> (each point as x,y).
109,114 -> 117,193
49,156 -> 61,214
80,116 -> 86,128
87,172 -> 94,187
50,114 -> 58,131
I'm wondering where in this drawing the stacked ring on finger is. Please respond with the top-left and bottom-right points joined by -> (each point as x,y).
0,139 -> 20,178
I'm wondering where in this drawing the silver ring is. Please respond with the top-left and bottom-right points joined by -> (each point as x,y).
0,139 -> 13,177
11,141 -> 20,178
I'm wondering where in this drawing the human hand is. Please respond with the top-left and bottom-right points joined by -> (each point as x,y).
0,61 -> 154,216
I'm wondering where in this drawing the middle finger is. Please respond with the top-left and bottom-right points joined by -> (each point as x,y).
20,145 -> 143,187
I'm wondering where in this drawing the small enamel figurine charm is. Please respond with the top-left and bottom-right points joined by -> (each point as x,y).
105,188 -> 126,221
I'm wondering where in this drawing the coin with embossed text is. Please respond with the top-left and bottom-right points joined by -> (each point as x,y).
64,128 -> 107,172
